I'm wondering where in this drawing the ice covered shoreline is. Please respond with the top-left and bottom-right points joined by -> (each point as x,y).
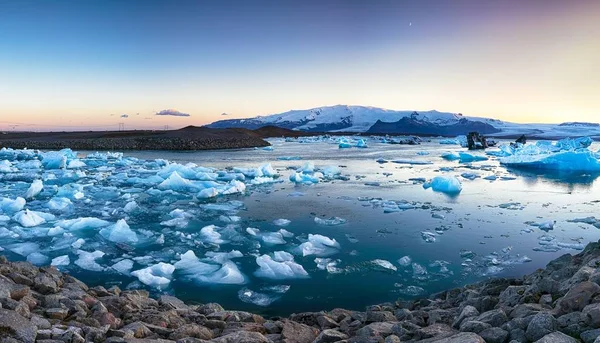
2,240 -> 600,342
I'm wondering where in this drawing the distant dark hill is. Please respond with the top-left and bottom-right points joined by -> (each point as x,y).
0,126 -> 270,151
252,126 -> 310,138
366,117 -> 501,136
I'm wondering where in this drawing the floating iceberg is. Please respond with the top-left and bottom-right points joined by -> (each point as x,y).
56,217 -> 110,231
13,209 -> 52,227
273,218 -> 291,226
99,219 -> 138,244
0,197 -> 26,213
238,285 -> 290,306
458,152 -> 488,163
314,216 -> 346,226
296,234 -> 341,257
131,262 -> 175,288
498,137 -> 600,172
24,180 -> 43,199
423,176 -> 462,195
255,251 -> 309,279
75,250 -> 105,271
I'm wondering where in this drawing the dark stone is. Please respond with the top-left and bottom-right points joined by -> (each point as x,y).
0,309 -> 37,343
557,282 -> 600,314
533,331 -> 579,343
313,329 -> 348,343
526,313 -> 558,342
281,319 -> 319,343
478,327 -> 509,343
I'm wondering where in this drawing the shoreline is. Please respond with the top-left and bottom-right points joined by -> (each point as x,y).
2,241 -> 600,342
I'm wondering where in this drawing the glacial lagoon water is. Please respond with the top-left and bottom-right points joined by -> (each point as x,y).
2,137 -> 600,316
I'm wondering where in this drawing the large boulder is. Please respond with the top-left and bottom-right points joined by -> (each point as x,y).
0,309 -> 37,343
534,331 -> 579,343
430,332 -> 485,343
280,319 -> 319,343
526,313 -> 558,342
556,282 -> 600,314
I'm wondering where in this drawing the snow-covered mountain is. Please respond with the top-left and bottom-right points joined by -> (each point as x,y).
206,105 -> 600,139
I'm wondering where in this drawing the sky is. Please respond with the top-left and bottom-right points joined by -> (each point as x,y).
0,0 -> 599,131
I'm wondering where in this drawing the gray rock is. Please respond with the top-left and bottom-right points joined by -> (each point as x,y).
526,313 -> 558,342
210,331 -> 268,343
159,295 -> 189,310
365,310 -> 396,323
313,329 -> 348,343
557,281 -> 600,314
196,303 -> 224,315
581,329 -> 600,343
533,331 -> 578,343
428,309 -> 454,325
356,322 -> 395,338
0,309 -> 36,343
478,327 -> 509,343
510,303 -> 545,319
169,324 -> 213,340
460,320 -> 492,334
583,303 -> 600,327
317,315 -> 339,329
476,309 -> 508,327
509,328 -> 527,342
430,332 -> 485,343
384,335 -> 402,343
499,286 -> 526,307
414,323 -> 456,340
281,319 -> 319,343
453,305 -> 479,329
394,308 -> 413,321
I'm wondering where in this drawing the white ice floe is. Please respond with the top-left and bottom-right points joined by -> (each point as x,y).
111,259 -> 134,275
0,197 -> 26,213
238,285 -> 290,306
255,251 -> 309,279
314,216 -> 346,226
56,217 -> 110,231
13,209 -> 53,227
24,180 -> 43,199
131,262 -> 175,288
51,255 -> 70,267
273,219 -> 291,227
371,259 -> 397,272
295,234 -> 341,257
99,219 -> 138,244
75,250 -> 105,271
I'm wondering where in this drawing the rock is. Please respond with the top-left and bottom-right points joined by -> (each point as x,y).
533,331 -> 579,343
428,309 -> 454,325
384,335 -> 402,343
122,321 -> 153,338
45,308 -> 69,320
160,295 -> 190,310
526,313 -> 558,342
281,319 -> 319,343
557,281 -> 600,314
478,327 -> 509,343
476,309 -> 508,327
365,310 -> 396,323
582,329 -> 600,343
414,323 -> 456,340
210,331 -> 269,343
510,303 -> 545,319
357,321 -> 396,338
0,308 -> 37,343
460,320 -> 492,334
169,324 -> 213,340
33,273 -> 59,294
499,286 -> 526,307
317,315 -> 339,329
196,303 -> 224,315
394,308 -> 412,321
583,303 -> 600,327
452,305 -> 479,329
430,332 -> 485,343
313,329 -> 348,343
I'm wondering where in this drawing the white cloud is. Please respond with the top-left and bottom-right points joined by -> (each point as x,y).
156,109 -> 190,117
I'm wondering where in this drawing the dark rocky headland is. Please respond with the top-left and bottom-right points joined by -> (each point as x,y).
3,242 -> 600,342
0,127 -> 273,151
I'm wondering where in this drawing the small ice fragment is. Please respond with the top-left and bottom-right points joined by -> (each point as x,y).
111,259 -> 134,275
131,262 -> 175,288
397,256 -> 412,267
273,219 -> 291,227
314,216 -> 346,226
371,259 -> 397,272
254,251 -> 309,280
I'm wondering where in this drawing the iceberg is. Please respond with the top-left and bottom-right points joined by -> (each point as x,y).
423,176 -> 462,195
75,250 -> 105,271
47,197 -> 73,211
314,216 -> 346,226
296,234 -> 341,257
27,252 -> 49,265
131,262 -> 175,288
13,209 -> 50,227
255,251 -> 309,279
458,152 -> 488,163
24,180 -> 43,199
56,217 -> 110,231
439,138 -> 459,145
174,250 -> 245,285
100,219 -> 138,244
273,218 -> 291,226
498,137 -> 600,172
371,259 -> 397,272
238,285 -> 290,306
0,197 -> 26,213
51,255 -> 70,267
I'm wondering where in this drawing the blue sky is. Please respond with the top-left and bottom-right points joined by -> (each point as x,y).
1,0 -> 599,130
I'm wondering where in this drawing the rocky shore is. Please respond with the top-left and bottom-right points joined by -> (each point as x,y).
0,127 -> 271,151
4,242 -> 600,343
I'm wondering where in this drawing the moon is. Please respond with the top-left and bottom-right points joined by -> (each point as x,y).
409,22 -> 412,26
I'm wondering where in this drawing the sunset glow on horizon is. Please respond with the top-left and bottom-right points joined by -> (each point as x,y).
1,0 -> 599,131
